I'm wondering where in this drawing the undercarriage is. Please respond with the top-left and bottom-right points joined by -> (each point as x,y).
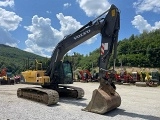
17,85 -> 84,105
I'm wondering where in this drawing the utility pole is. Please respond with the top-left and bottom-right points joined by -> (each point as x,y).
113,59 -> 116,70
119,59 -> 122,70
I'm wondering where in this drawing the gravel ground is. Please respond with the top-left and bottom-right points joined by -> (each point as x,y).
0,82 -> 160,120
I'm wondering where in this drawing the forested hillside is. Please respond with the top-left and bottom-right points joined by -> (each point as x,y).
0,29 -> 160,75
0,44 -> 47,74
117,29 -> 160,67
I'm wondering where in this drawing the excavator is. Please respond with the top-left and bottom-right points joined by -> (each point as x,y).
17,4 -> 121,114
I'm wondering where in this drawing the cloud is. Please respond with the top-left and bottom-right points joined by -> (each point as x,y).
133,0 -> 160,13
57,13 -> 97,44
0,27 -> 18,47
24,40 -> 50,57
56,13 -> 82,35
131,15 -> 160,33
76,0 -> 111,17
0,7 -> 22,47
0,0 -> 14,8
0,8 -> 22,31
24,15 -> 62,48
63,3 -> 71,8
6,42 -> 18,47
24,13 -> 97,57
24,14 -> 81,56
46,11 -> 52,14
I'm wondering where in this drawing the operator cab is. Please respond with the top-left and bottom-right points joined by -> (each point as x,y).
55,61 -> 73,84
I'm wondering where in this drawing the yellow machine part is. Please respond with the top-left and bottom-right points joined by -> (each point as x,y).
83,79 -> 121,114
3,76 -> 7,80
21,70 -> 50,85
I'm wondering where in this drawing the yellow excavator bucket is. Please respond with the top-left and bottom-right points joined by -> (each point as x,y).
83,80 -> 121,114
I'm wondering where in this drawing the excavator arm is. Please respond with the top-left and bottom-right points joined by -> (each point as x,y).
47,4 -> 120,86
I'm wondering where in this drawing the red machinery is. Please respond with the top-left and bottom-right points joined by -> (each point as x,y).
0,68 -> 14,85
78,69 -> 92,82
115,70 -> 132,83
0,68 -> 7,77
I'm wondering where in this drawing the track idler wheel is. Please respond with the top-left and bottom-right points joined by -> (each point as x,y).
83,83 -> 121,114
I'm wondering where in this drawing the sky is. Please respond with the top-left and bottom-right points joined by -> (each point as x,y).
0,0 -> 160,57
